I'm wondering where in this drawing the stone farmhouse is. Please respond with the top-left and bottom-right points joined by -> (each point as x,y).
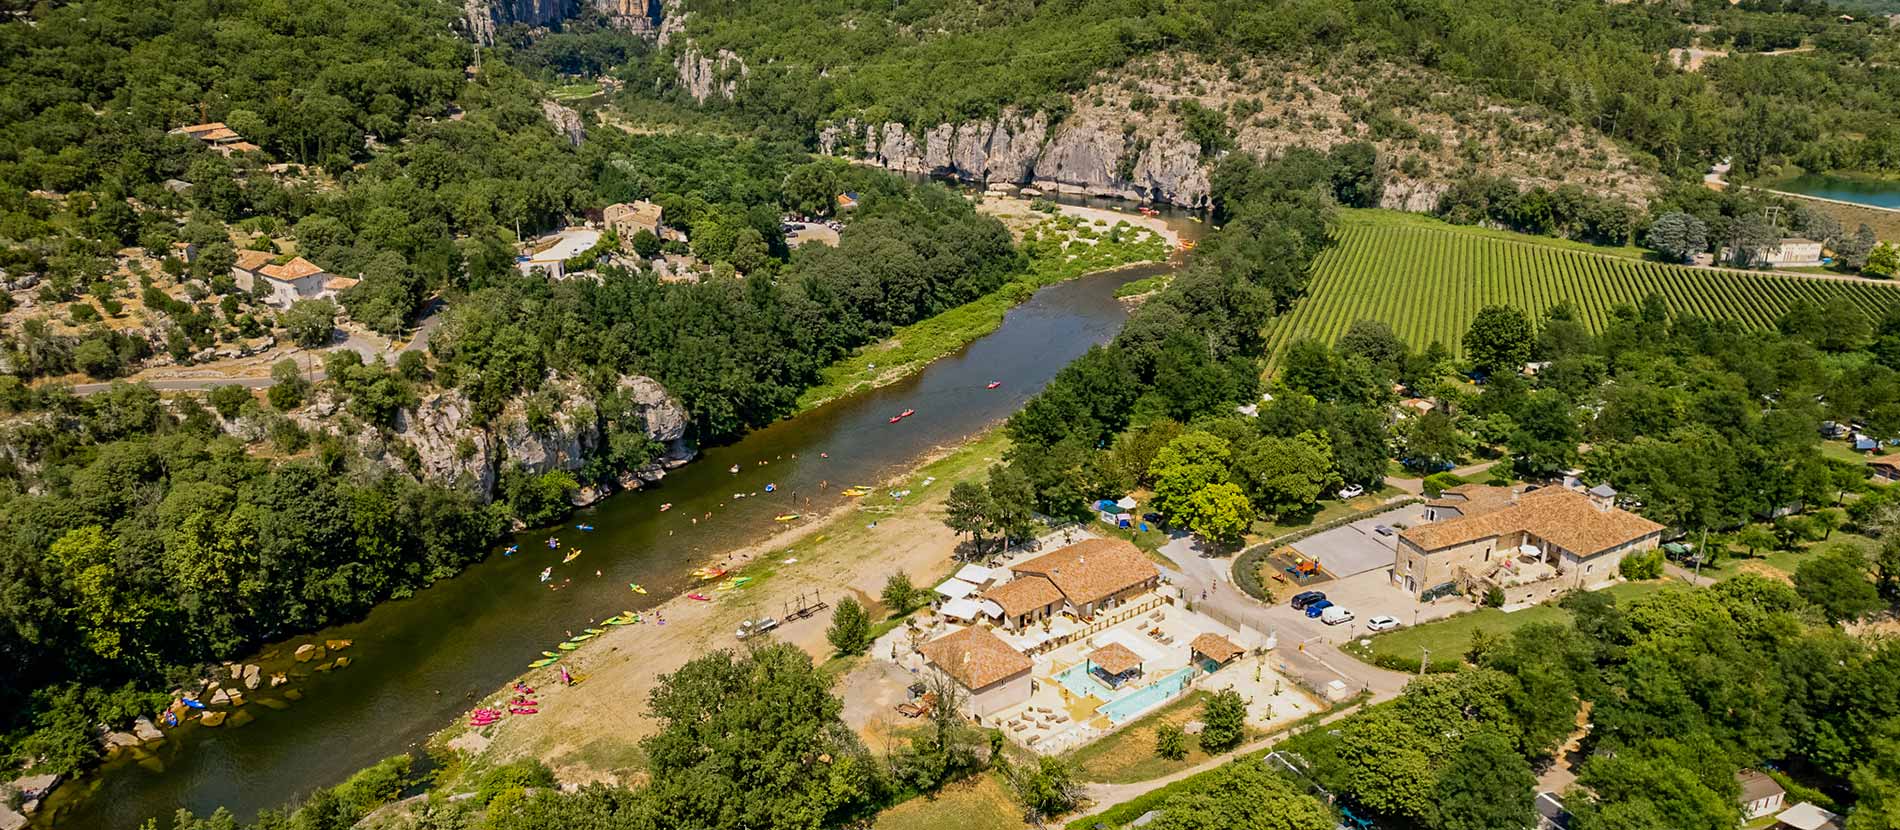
1394,483 -> 1663,606
980,539 -> 1160,630
232,250 -> 357,309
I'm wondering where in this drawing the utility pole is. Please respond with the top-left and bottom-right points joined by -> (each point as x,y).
1693,527 -> 1708,585
1419,646 -> 1430,677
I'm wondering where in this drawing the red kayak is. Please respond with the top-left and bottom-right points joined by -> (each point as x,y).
986,381 -> 1001,389
688,593 -> 712,601
889,415 -> 903,423
901,408 -> 915,418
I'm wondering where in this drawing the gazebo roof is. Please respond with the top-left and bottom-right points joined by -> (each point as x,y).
1088,642 -> 1143,676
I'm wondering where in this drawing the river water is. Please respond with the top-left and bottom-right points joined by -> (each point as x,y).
1768,172 -> 1900,210
42,205 -> 1198,830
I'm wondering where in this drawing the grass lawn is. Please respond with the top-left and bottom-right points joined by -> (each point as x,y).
1061,690 -> 1253,784
1819,440 -> 1877,466
872,770 -> 1029,830
1248,485 -> 1407,541
1345,581 -> 1669,666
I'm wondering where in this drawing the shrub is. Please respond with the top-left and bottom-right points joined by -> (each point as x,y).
1618,548 -> 1664,580
1198,690 -> 1247,753
1155,723 -> 1188,760
475,759 -> 555,805
827,596 -> 871,655
1422,471 -> 1465,497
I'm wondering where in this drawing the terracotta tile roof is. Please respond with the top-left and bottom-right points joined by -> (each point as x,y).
233,249 -> 275,271
1869,459 -> 1900,472
259,257 -> 325,281
921,626 -> 1031,690
981,575 -> 1063,618
604,200 -> 663,229
172,122 -> 227,136
1401,487 -> 1663,557
226,141 -> 260,153
199,128 -> 241,142
1009,538 -> 1158,608
322,275 -> 360,291
1424,483 -> 1519,516
1191,633 -> 1244,664
1087,642 -> 1143,676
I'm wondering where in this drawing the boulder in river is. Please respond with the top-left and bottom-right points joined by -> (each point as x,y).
0,803 -> 24,830
200,711 -> 227,727
103,730 -> 140,749
134,716 -> 163,742
269,673 -> 288,688
325,639 -> 353,651
334,656 -> 351,669
208,689 -> 230,706
294,644 -> 316,662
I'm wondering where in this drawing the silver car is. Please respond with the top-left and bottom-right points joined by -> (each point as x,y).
1366,615 -> 1401,632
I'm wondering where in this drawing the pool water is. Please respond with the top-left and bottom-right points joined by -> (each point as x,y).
1055,661 -> 1116,701
1099,667 -> 1200,724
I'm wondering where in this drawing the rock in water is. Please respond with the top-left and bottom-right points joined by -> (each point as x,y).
133,716 -> 163,742
325,639 -> 353,651
208,689 -> 230,706
269,673 -> 288,688
334,656 -> 351,669
294,644 -> 316,662
200,711 -> 227,727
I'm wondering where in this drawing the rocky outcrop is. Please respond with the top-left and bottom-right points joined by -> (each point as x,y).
462,0 -> 662,45
541,100 -> 585,146
674,48 -> 747,104
1378,178 -> 1450,213
830,115 -> 1213,208
392,390 -> 499,495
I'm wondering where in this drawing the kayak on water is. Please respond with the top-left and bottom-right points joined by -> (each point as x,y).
539,568 -> 552,582
729,464 -> 740,474
629,583 -> 647,594
504,544 -> 519,556
775,513 -> 800,522
562,550 -> 581,563
546,538 -> 559,549
660,503 -> 672,512
575,524 -> 594,531
900,408 -> 915,418
986,381 -> 1001,389
764,483 -> 776,492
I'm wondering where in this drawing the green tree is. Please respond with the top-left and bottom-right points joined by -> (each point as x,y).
1397,410 -> 1467,473
1146,758 -> 1333,830
944,480 -> 993,556
1150,431 -> 1233,519
880,572 -> 920,616
1432,731 -> 1537,830
986,462 -> 1038,547
642,644 -> 881,830
1867,243 -> 1900,279
280,299 -> 337,348
1183,482 -> 1254,550
1156,722 -> 1188,760
1464,305 -> 1534,375
1233,432 -> 1339,519
1199,689 -> 1248,753
1795,545 -> 1881,623
1644,212 -> 1709,263
268,359 -> 309,410
1007,756 -> 1080,823
1509,390 -> 1580,480
827,596 -> 872,655
208,385 -> 250,420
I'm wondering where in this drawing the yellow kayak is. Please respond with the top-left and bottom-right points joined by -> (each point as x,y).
840,487 -> 870,497
557,642 -> 580,651
774,513 -> 800,522
562,550 -> 582,563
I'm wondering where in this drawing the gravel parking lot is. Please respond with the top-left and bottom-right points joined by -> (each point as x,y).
1287,504 -> 1427,578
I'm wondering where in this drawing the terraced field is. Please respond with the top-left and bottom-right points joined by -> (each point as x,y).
1265,214 -> 1900,363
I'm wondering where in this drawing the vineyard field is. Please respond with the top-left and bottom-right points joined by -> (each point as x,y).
1266,215 -> 1900,364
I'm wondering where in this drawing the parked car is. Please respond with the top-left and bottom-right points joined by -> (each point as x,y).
1304,599 -> 1334,618
1366,615 -> 1401,632
1320,606 -> 1355,626
1290,590 -> 1327,610
1373,524 -> 1395,537
735,617 -> 779,640
1338,485 -> 1365,499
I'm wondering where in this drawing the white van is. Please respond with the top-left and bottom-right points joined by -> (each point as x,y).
1320,606 -> 1355,626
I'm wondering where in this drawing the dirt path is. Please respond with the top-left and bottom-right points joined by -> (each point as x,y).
443,432 -> 1008,784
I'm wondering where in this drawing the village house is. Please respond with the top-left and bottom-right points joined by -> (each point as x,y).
1763,237 -> 1825,268
918,625 -> 1033,718
602,200 -> 672,249
170,121 -> 260,157
1393,484 -> 1663,604
1738,770 -> 1788,821
232,250 -> 357,308
979,538 -> 1161,630
1871,458 -> 1900,483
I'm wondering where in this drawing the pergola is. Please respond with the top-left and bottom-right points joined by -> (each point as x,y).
1087,642 -> 1144,688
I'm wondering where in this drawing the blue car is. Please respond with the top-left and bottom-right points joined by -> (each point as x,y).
1304,599 -> 1334,619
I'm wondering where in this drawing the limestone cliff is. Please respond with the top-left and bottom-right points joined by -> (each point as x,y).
462,0 -> 663,45
541,100 -> 586,146
673,47 -> 747,104
280,373 -> 692,502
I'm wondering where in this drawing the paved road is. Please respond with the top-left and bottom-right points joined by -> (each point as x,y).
68,299 -> 445,395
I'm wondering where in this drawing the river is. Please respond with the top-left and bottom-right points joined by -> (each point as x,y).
1766,172 -> 1900,210
40,204 -> 1200,830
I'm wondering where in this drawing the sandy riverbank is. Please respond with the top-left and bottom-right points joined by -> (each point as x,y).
977,194 -> 1183,249
438,430 -> 1011,784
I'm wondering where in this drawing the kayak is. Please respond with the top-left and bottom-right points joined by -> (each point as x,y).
900,409 -> 915,418
576,524 -> 595,531
529,657 -> 560,668
688,593 -> 712,601
541,651 -> 559,657
986,381 -> 1001,389
629,583 -> 647,594
568,633 -> 595,642
546,538 -> 560,548
775,513 -> 800,522
764,483 -> 776,492
504,545 -> 519,556
539,567 -> 552,582
841,487 -> 870,497
584,628 -> 604,635
562,550 -> 582,563
557,642 -> 580,651
660,503 -> 672,512
693,567 -> 727,580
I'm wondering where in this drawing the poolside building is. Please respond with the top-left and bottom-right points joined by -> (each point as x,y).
920,626 -> 1033,718
981,538 -> 1160,629
1191,633 -> 1245,672
1085,643 -> 1144,689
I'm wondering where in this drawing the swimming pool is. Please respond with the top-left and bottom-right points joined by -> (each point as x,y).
1054,661 -> 1116,701
1100,667 -> 1198,724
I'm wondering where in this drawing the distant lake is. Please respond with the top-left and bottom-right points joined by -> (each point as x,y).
1768,173 -> 1900,210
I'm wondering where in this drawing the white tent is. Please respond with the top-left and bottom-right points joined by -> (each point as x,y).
940,597 -> 986,622
954,564 -> 996,586
935,578 -> 980,601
